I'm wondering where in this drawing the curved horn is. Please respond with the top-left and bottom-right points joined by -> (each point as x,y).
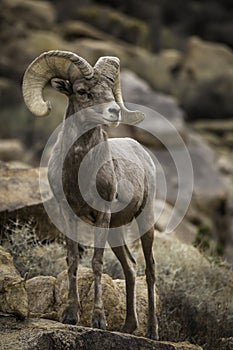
22,50 -> 94,117
94,56 -> 120,82
113,68 -> 145,125
94,56 -> 145,125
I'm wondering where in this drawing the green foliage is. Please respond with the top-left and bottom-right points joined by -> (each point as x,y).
194,223 -> 229,258
194,224 -> 212,252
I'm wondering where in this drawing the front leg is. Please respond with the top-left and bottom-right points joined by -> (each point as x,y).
62,235 -> 80,325
92,211 -> 110,329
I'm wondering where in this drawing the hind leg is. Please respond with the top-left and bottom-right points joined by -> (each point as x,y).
140,227 -> 159,340
109,230 -> 138,333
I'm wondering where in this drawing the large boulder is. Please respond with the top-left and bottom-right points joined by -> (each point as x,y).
1,31 -> 72,81
26,275 -> 57,319
0,246 -> 28,319
57,20 -> 115,42
75,5 -> 151,49
100,232 -> 233,345
55,266 -> 160,337
1,0 -> 56,31
26,265 -> 158,336
151,132 -> 230,249
109,69 -> 186,147
0,140 -> 25,162
0,0 -> 56,80
88,0 -> 161,51
174,37 -> 233,119
71,38 -> 172,93
95,231 -> 210,281
0,163 -> 59,242
0,317 -> 203,350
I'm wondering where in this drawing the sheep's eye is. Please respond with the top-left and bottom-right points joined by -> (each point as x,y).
77,89 -> 87,96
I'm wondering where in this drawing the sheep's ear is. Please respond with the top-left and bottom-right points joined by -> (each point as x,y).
120,109 -> 145,125
51,78 -> 72,95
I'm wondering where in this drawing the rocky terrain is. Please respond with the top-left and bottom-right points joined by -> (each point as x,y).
0,1 -> 233,349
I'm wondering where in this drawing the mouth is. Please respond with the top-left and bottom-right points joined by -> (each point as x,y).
103,116 -> 119,123
103,116 -> 120,128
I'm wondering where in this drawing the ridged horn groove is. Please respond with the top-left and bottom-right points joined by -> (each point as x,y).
94,56 -> 120,82
94,56 -> 144,125
22,50 -> 94,117
113,65 -> 145,125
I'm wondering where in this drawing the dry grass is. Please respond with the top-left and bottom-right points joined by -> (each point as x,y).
154,233 -> 233,350
2,221 -> 233,349
2,219 -> 66,278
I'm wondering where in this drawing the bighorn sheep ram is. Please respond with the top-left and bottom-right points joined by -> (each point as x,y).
22,50 -> 158,339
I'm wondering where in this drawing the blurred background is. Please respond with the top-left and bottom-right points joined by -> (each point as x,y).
0,1 -> 233,347
1,0 -> 232,258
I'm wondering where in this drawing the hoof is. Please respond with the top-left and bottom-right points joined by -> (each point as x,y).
62,314 -> 77,325
62,305 -> 79,325
146,326 -> 159,340
92,309 -> 107,330
121,317 -> 138,334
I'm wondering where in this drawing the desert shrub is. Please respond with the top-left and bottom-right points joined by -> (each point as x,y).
194,224 -> 212,252
2,219 -> 66,278
155,235 -> 233,349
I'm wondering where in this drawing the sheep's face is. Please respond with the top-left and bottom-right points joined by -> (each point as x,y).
51,77 -> 121,128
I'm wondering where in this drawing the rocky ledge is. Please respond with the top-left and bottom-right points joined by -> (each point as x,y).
0,317 -> 203,350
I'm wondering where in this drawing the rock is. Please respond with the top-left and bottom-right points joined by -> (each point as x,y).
26,276 -> 57,319
0,246 -> 28,319
0,161 -> 30,170
1,0 -> 56,31
180,37 -> 232,81
76,5 -> 151,49
158,49 -> 183,72
73,38 -> 172,93
0,139 -> 25,162
0,317 -> 203,350
154,232 -> 210,272
57,20 -> 114,42
109,69 -> 186,147
0,166 -> 47,212
218,155 -> 233,176
189,119 -> 233,134
92,0 -> 161,52
1,30 -> 71,81
0,164 -> 60,241
154,200 -> 197,244
23,264 -> 159,337
175,37 -> 233,119
187,133 -> 228,215
100,231 -> 233,345
153,132 -> 229,240
98,231 -> 210,280
55,266 -> 160,336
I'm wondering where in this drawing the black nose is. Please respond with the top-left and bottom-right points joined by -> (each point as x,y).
108,107 -> 120,116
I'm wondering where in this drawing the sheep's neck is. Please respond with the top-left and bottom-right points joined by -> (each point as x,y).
74,126 -> 108,158
62,124 -> 114,214
64,103 -> 109,158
